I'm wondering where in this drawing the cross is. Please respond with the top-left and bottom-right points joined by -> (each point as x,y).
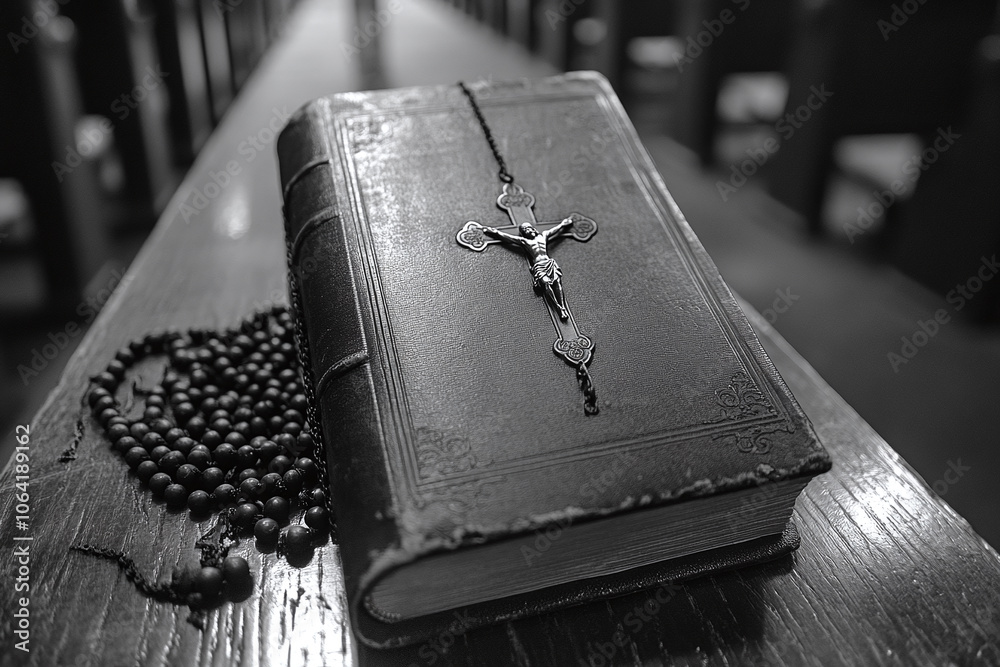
456,183 -> 598,368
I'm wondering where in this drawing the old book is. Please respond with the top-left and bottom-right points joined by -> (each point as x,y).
276,72 -> 831,648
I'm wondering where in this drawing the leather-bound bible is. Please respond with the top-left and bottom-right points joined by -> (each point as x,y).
276,72 -> 831,648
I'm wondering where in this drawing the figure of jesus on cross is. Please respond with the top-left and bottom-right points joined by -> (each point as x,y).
480,218 -> 575,320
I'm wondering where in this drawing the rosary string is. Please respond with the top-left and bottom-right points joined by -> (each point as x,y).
458,81 -> 600,416
73,305 -> 332,625
458,81 -> 514,184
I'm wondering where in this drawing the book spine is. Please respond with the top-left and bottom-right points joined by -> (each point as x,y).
277,100 -> 399,600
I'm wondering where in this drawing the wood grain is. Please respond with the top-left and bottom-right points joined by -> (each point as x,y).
2,0 -> 998,665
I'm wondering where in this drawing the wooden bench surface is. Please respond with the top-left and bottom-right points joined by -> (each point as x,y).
2,1 -> 999,665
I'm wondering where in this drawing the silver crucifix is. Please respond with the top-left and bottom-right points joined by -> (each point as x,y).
456,182 -> 598,367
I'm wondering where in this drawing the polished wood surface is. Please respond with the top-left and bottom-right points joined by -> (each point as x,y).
2,1 -> 998,665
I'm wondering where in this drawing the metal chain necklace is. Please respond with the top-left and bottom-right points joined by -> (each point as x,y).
456,81 -> 600,415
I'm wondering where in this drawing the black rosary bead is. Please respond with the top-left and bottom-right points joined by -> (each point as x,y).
263,497 -> 290,525
176,464 -> 202,491
94,371 -> 118,390
141,432 -> 166,451
97,408 -> 119,427
115,348 -> 137,367
125,446 -> 150,469
105,359 -> 127,380
253,400 -> 275,419
248,417 -> 267,437
254,518 -> 279,547
149,418 -> 172,435
136,460 -> 159,483
201,430 -> 223,450
268,455 -> 292,475
237,446 -> 258,469
114,433 -> 135,453
185,416 -> 207,439
269,435 -> 293,457
149,473 -> 171,497
92,395 -> 116,414
294,458 -> 319,485
211,483 -> 238,506
296,433 -> 314,454
187,449 -> 211,470
158,450 -> 186,475
222,556 -> 252,590
306,488 -> 326,507
190,369 -> 209,387
187,490 -> 212,516
164,484 -> 189,509
164,428 -> 185,444
173,436 -> 196,456
129,422 -> 150,440
174,402 -> 198,424
233,503 -> 260,530
258,440 -> 280,462
304,506 -> 330,534
201,467 -> 224,491
107,423 -> 131,443
212,444 -> 238,470
259,472 -> 283,498
240,478 -> 263,501
210,419 -> 232,436
268,416 -> 285,433
149,445 -> 171,462
281,469 -> 303,496
107,416 -> 130,428
195,566 -> 224,599
283,525 -> 312,556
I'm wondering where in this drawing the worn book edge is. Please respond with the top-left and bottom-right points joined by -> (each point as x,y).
277,71 -> 831,647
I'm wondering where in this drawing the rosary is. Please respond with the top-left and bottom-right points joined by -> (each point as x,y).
456,81 -> 600,415
71,302 -> 334,626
